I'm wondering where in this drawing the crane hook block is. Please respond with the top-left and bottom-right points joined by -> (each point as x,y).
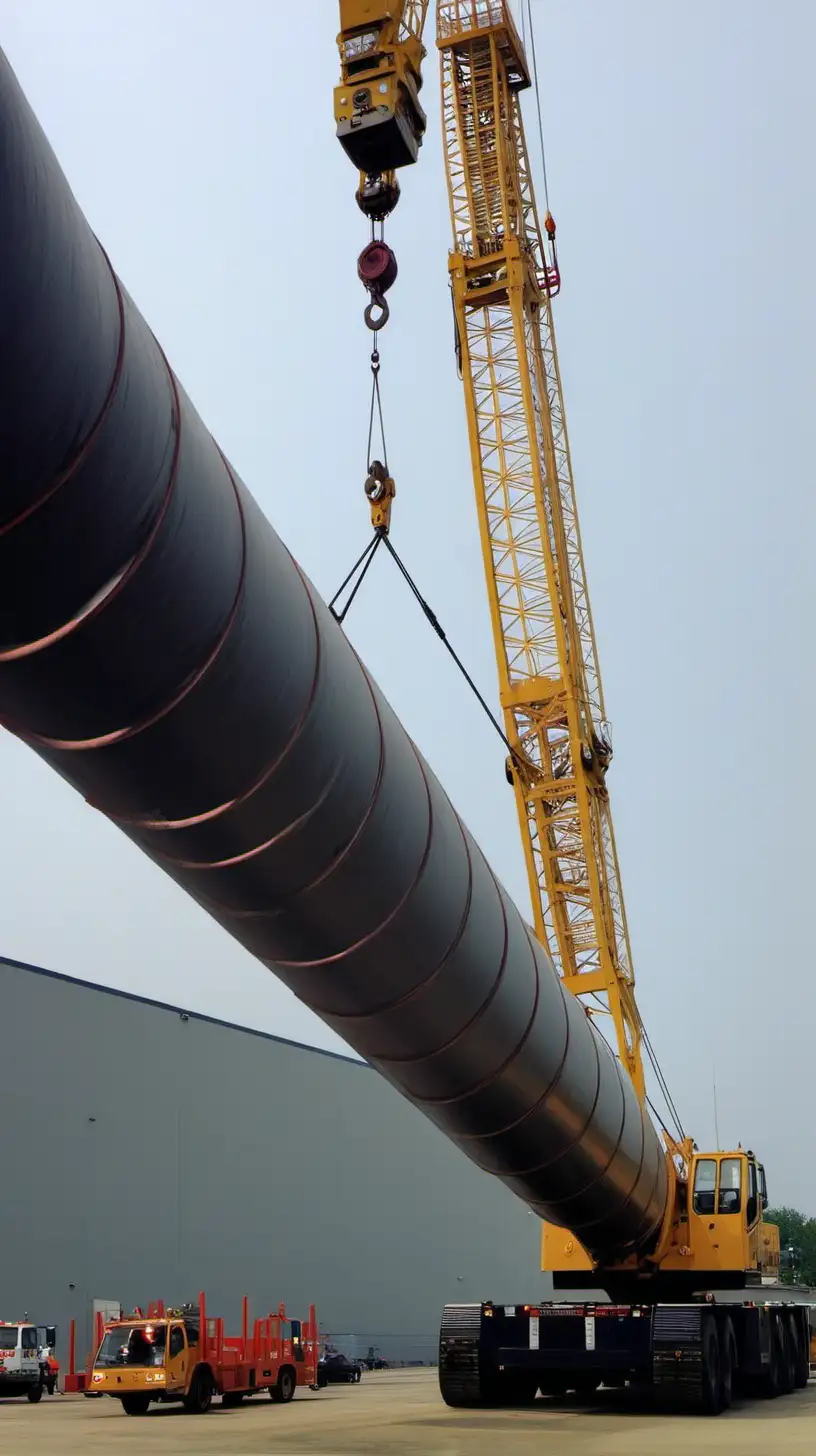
358,241 -> 398,332
358,240 -> 398,293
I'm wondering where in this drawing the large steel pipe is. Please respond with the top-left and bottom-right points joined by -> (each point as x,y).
0,51 -> 668,1258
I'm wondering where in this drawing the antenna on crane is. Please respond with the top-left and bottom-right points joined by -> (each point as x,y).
713,1068 -> 721,1151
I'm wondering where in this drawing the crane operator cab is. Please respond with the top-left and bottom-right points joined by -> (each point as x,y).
679,1149 -> 779,1283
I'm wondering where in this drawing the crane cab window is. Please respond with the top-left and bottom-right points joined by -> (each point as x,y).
692,1159 -> 717,1215
717,1158 -> 742,1214
169,1325 -> 185,1359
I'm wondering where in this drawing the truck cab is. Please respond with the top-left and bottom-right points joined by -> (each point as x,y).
0,1321 -> 53,1402
91,1314 -> 199,1414
89,1294 -> 320,1415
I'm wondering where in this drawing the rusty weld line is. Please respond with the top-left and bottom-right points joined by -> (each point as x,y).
573,1149 -> 666,1253
12,439 -> 247,752
158,762 -> 344,872
0,336 -> 182,665
560,1054 -> 643,1217
189,657 -> 388,923
446,925 -> 573,1137
639,1156 -> 670,1244
324,822 -> 475,1027
541,1071 -> 649,1238
398,891 -> 535,1095
105,550 -> 325,832
0,238 -> 126,538
368,858 -> 511,1077
528,1083 -> 630,1217
468,1002 -> 606,1179
265,728 -> 435,966
317,761 -> 503,1027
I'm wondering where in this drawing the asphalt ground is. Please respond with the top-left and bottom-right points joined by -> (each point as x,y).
1,1367 -> 814,1454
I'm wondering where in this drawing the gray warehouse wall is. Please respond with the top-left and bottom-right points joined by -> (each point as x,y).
0,955 -> 548,1368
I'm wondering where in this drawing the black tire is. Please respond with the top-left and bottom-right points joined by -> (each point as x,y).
222,1390 -> 244,1407
791,1317 -> 810,1389
183,1369 -> 213,1414
778,1319 -> 796,1396
26,1384 -> 43,1405
761,1318 -> 783,1399
121,1393 -> 151,1416
719,1319 -> 736,1411
700,1319 -> 724,1415
271,1367 -> 296,1404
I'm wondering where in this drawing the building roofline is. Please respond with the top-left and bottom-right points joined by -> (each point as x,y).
0,952 -> 367,1069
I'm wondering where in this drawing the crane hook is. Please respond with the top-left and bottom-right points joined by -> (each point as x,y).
364,293 -> 390,331
358,239 -> 398,332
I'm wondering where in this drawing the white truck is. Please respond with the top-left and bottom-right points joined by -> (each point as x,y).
0,1321 -> 56,1402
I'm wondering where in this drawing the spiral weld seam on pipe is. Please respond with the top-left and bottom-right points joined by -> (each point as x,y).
0,48 -> 669,1261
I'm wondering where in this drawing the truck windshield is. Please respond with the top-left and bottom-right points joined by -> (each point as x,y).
0,1329 -> 19,1351
96,1325 -> 167,1368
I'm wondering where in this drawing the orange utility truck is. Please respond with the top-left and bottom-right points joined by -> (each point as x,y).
88,1293 -> 320,1415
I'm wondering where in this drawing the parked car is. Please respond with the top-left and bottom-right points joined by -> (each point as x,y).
320,1353 -> 362,1384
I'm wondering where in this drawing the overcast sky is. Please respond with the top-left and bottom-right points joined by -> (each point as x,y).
2,1 -> 814,1210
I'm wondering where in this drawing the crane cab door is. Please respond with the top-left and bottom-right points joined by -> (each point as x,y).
688,1152 -> 755,1273
165,1323 -> 188,1393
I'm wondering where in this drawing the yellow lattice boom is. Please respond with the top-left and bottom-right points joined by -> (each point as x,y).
437,0 -> 644,1097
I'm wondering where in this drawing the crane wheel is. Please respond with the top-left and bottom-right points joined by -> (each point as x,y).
718,1319 -> 736,1411
26,1384 -> 44,1404
760,1318 -> 783,1399
699,1318 -> 725,1415
778,1318 -> 797,1396
791,1317 -> 810,1389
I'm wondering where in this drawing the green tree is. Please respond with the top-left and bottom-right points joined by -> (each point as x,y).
766,1206 -> 816,1287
